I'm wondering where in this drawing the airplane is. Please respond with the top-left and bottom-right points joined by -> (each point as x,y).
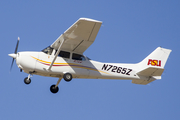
9,18 -> 172,94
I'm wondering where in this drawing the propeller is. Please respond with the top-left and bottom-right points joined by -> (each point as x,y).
9,37 -> 20,71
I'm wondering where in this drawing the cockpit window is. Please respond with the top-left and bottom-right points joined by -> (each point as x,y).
72,53 -> 86,61
42,46 -> 53,55
58,51 -> 70,59
87,57 -> 91,60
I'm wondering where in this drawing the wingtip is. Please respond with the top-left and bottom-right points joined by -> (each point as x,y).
79,18 -> 102,23
18,37 -> 20,41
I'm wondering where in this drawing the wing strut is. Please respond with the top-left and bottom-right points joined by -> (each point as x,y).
48,35 -> 65,70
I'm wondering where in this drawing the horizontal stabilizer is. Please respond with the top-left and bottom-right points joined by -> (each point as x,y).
137,67 -> 164,76
132,79 -> 155,85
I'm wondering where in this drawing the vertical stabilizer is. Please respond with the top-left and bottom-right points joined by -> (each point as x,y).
133,47 -> 172,85
138,47 -> 172,71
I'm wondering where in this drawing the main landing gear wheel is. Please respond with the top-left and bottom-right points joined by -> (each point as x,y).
24,77 -> 31,84
50,85 -> 59,93
63,73 -> 72,82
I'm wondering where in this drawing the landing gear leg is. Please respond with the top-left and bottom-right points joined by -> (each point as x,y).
50,78 -> 62,93
24,73 -> 32,84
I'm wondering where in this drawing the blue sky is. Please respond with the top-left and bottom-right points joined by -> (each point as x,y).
1,0 -> 180,120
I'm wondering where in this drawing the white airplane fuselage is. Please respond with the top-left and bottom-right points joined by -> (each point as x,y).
8,18 -> 171,94
16,51 -> 145,81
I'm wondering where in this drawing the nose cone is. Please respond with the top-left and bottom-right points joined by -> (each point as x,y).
8,53 -> 17,59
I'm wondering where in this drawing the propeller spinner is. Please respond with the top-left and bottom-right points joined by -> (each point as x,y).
9,37 -> 20,71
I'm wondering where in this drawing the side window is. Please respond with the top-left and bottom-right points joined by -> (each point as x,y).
42,46 -> 53,55
72,53 -> 86,61
58,51 -> 70,59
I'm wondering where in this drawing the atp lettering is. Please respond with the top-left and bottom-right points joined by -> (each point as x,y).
147,59 -> 161,67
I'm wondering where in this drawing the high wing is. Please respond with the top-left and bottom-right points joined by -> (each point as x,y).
51,18 -> 102,54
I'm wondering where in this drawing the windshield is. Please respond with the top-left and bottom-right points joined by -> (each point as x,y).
42,46 -> 53,55
86,57 -> 91,60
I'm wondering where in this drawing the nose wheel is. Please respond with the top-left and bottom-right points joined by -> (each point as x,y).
24,74 -> 32,84
24,77 -> 31,84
